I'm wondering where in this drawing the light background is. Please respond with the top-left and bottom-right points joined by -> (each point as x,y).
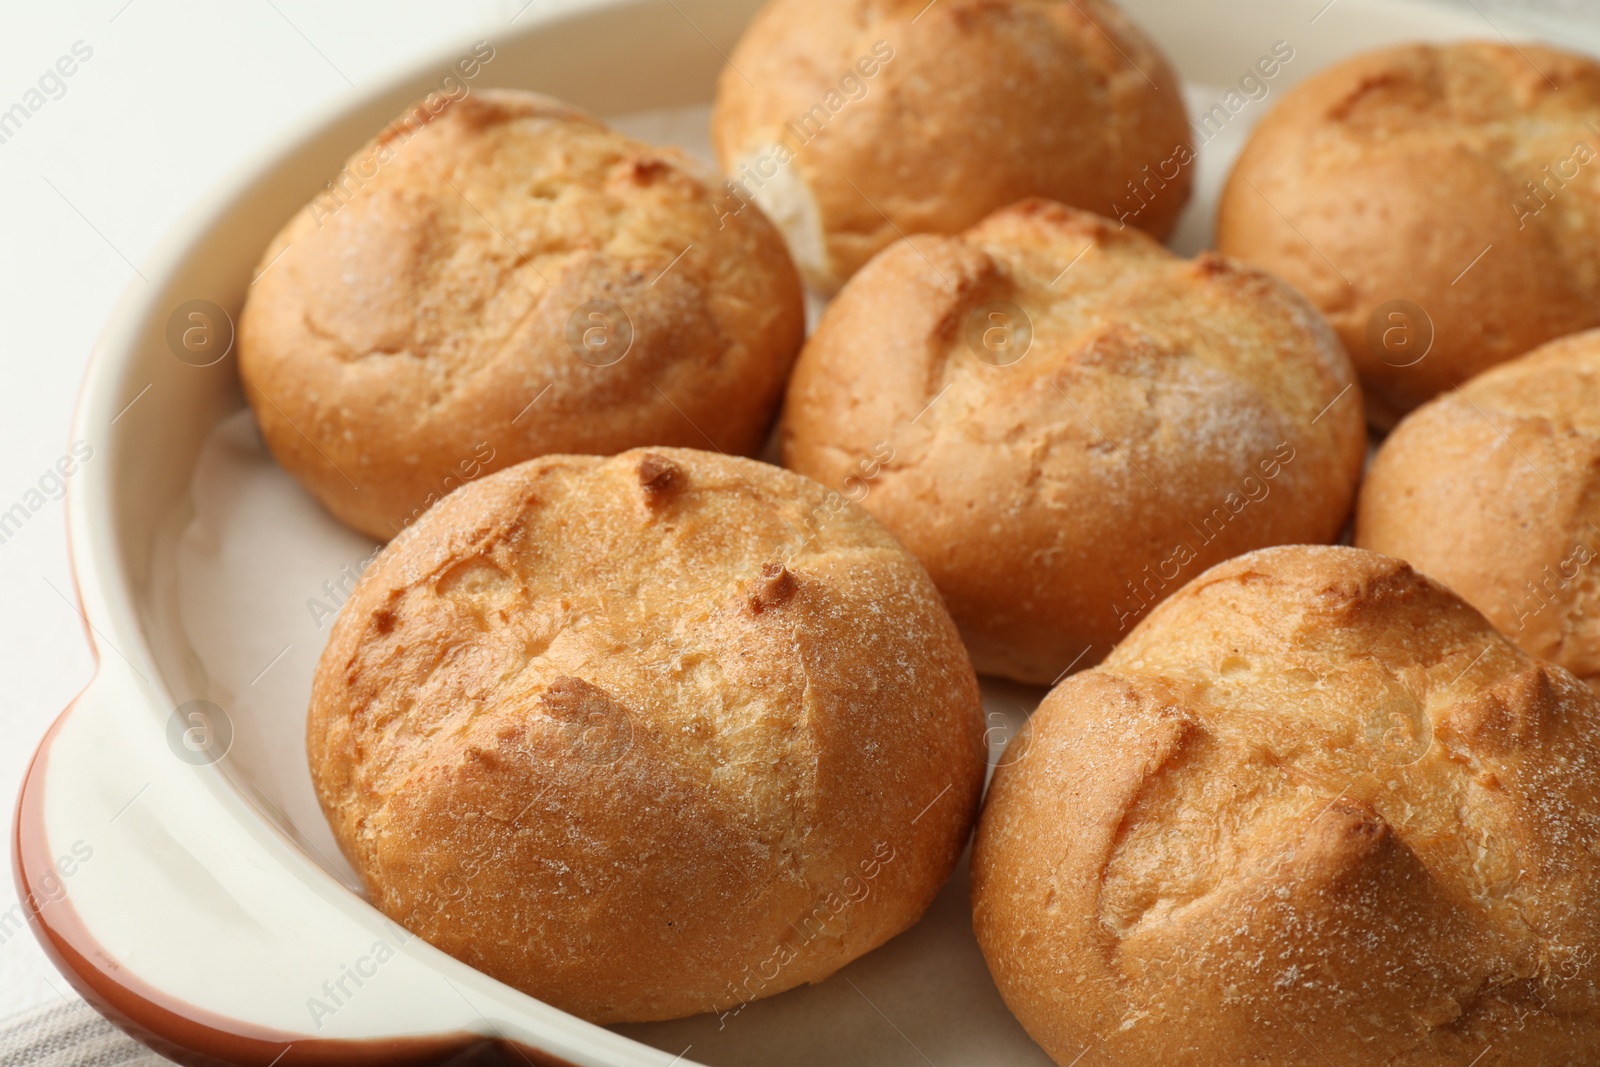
0,0 -> 1594,1029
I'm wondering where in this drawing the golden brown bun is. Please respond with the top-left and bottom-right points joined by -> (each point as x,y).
240,90 -> 805,541
973,545 -> 1600,1066
1357,330 -> 1600,689
1218,42 -> 1600,429
780,200 -> 1366,684
306,447 -> 986,1024
711,0 -> 1192,290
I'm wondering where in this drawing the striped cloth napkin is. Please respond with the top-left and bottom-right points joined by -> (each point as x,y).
0,1001 -> 169,1066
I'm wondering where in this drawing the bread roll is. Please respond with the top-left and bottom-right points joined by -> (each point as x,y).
973,545 -> 1600,1066
1358,329 -> 1600,690
781,199 -> 1365,684
306,448 -> 986,1023
1218,42 -> 1600,428
240,90 -> 804,540
711,0 -> 1192,290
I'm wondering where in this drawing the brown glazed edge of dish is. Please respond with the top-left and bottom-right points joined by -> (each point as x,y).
12,688 -> 580,1067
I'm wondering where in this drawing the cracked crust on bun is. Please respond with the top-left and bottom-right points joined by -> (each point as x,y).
974,545 -> 1600,1066
1218,42 -> 1600,428
781,200 -> 1365,684
241,90 -> 804,540
306,448 -> 986,1023
711,0 -> 1192,290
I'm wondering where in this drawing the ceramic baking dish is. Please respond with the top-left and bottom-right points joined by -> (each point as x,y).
15,0 -> 1591,1064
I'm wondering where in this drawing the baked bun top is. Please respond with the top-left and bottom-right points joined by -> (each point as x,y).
240,90 -> 804,540
781,199 -> 1365,684
711,0 -> 1192,290
1218,41 -> 1600,427
973,545 -> 1600,1065
1358,329 -> 1600,688
307,448 -> 986,1024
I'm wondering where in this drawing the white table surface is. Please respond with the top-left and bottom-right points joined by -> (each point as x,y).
0,0 -> 1595,1033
